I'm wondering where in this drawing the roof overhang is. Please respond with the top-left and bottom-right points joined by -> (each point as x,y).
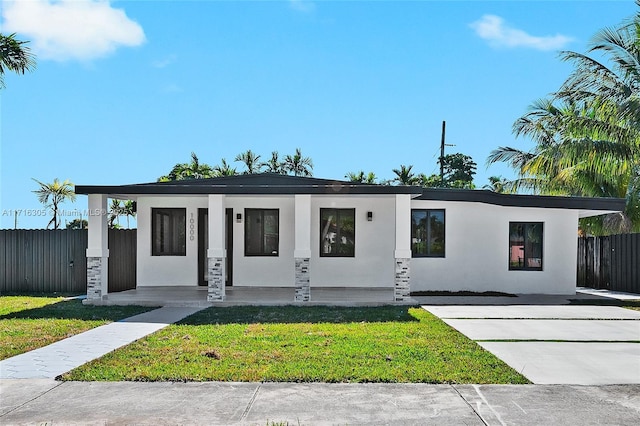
416,188 -> 626,216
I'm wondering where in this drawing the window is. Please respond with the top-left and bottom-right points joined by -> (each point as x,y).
411,209 -> 445,257
320,208 -> 355,257
245,209 -> 279,256
509,222 -> 543,270
152,208 -> 186,256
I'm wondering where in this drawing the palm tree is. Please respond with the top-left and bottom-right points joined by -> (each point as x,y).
345,171 -> 377,184
108,199 -> 123,228
235,149 -> 265,174
0,33 -> 36,89
121,200 -> 136,229
32,178 -> 76,229
213,158 -> 238,176
265,151 -> 286,174
392,165 -> 418,186
483,176 -> 510,193
158,152 -> 215,181
284,148 -> 313,177
488,5 -> 640,234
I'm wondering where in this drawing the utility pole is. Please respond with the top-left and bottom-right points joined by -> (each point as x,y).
439,121 -> 446,183
439,120 -> 455,186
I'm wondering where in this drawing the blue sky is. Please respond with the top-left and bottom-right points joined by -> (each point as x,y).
1,0 -> 636,229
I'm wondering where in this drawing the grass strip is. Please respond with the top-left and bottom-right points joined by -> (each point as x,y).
0,296 -> 154,360
63,305 -> 529,384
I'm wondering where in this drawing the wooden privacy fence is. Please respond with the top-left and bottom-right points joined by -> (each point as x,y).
0,229 -> 137,294
577,233 -> 640,294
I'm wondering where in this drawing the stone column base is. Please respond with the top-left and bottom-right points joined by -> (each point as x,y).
207,257 -> 225,301
394,258 -> 410,301
294,257 -> 310,302
87,257 -> 103,300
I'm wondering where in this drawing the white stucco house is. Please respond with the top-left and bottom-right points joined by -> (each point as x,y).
75,174 -> 624,303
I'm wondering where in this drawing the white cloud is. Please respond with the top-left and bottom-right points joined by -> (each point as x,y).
1,0 -> 145,61
470,15 -> 572,51
289,0 -> 315,13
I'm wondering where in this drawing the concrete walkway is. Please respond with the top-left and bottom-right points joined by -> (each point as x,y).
423,305 -> 640,385
1,380 -> 639,425
0,306 -> 203,379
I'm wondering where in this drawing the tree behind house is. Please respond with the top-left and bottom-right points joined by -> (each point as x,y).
32,178 -> 76,229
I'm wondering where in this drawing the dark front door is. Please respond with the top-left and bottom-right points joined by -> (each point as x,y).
198,208 -> 233,286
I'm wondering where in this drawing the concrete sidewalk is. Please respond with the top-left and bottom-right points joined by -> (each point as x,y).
1,380 -> 639,425
423,305 -> 640,385
0,306 -> 203,379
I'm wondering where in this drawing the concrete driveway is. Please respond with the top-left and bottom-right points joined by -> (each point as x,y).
422,305 -> 640,385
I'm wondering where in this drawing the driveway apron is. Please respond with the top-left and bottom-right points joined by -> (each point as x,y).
423,305 -> 640,385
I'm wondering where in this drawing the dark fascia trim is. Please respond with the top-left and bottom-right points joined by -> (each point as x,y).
75,184 -> 423,196
417,188 -> 626,211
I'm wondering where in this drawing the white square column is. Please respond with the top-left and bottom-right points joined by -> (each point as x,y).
86,194 -> 109,301
207,194 -> 226,301
294,194 -> 311,301
394,194 -> 412,301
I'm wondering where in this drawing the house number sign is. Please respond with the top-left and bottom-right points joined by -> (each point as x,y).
189,212 -> 195,241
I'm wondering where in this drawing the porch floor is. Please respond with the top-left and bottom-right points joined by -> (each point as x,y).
90,286 -> 414,307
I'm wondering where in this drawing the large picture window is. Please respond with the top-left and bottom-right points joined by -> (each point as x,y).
320,208 -> 355,257
411,209 -> 445,257
152,208 -> 186,256
245,209 -> 279,256
509,222 -> 543,270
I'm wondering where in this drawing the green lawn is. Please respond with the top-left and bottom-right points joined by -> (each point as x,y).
0,295 -> 153,360
63,306 -> 529,384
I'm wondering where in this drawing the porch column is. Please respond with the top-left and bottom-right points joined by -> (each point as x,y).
294,194 -> 311,302
207,194 -> 226,301
394,194 -> 412,301
86,194 -> 109,301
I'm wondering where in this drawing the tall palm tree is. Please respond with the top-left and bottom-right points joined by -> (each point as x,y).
0,33 -> 36,89
32,178 -> 76,229
158,152 -> 215,181
488,5 -> 640,234
265,151 -> 286,174
235,149 -> 265,174
392,165 -> 418,186
284,148 -> 313,177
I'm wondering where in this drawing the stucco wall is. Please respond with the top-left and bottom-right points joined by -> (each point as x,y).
135,195 -> 579,294
410,200 -> 579,295
137,196 -> 206,286
309,195 -> 396,288
226,196 -> 296,287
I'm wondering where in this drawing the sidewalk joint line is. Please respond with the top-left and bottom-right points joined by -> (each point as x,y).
450,384 -> 489,426
0,380 -> 65,418
240,383 -> 261,420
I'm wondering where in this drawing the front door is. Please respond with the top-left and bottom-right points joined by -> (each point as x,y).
198,208 -> 233,286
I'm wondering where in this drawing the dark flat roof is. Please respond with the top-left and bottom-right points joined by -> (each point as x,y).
75,174 -> 423,195
75,173 -> 625,212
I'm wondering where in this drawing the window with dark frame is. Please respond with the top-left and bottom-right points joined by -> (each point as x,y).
411,209 -> 445,257
320,208 -> 355,257
152,208 -> 186,256
509,222 -> 543,271
245,209 -> 279,256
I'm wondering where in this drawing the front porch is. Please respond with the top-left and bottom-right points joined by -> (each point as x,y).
84,286 -> 416,307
